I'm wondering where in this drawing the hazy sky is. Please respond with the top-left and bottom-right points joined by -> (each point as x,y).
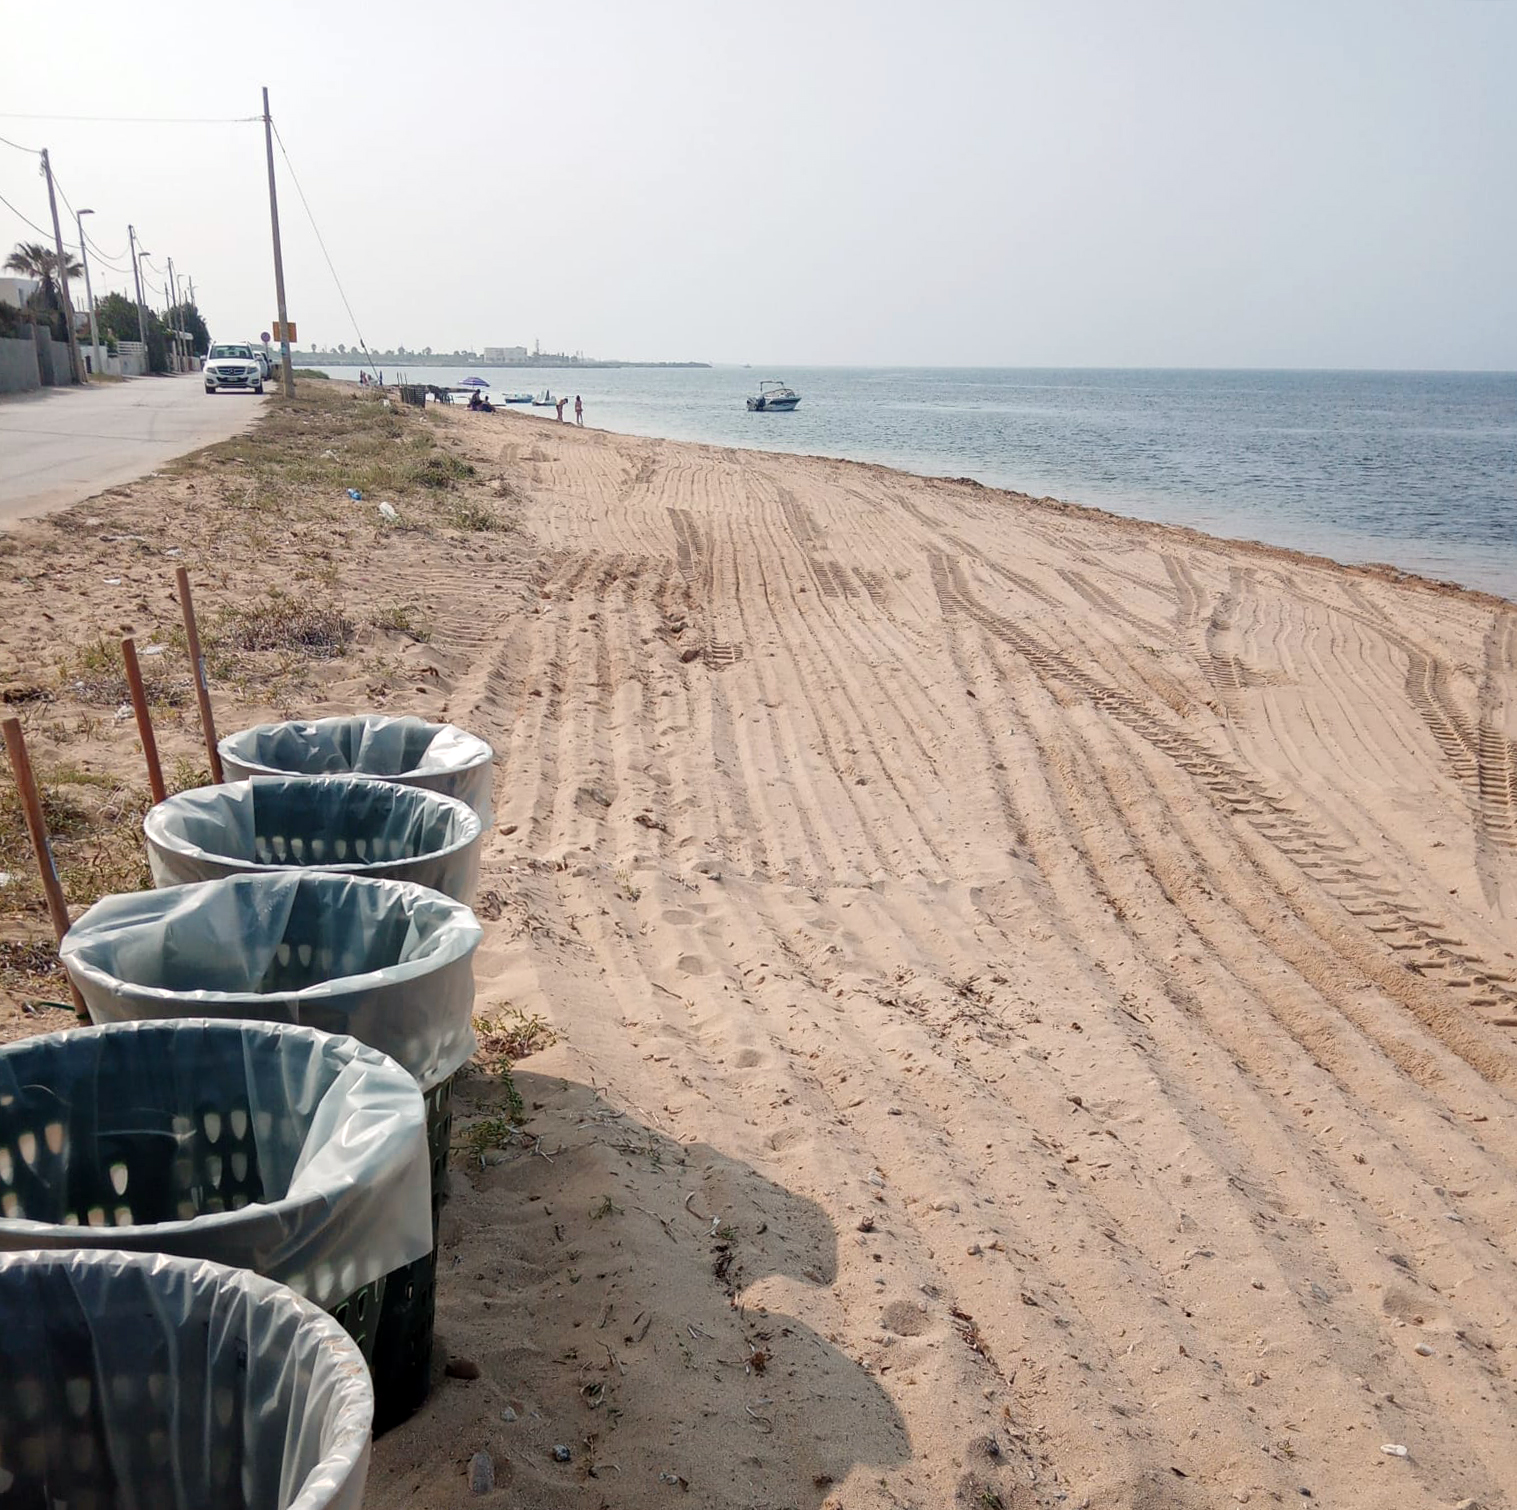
3,1 -> 1513,368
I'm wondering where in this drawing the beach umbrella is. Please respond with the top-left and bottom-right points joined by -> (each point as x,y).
458,376 -> 488,388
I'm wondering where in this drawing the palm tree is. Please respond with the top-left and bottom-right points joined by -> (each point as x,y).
4,241 -> 83,310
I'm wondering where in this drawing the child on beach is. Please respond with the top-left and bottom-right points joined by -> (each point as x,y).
575,395 -> 583,425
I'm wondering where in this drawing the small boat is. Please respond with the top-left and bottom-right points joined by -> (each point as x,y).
531,389 -> 555,406
746,380 -> 800,412
499,393 -> 534,405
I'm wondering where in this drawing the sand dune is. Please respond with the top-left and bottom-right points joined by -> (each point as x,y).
363,412 -> 1516,1509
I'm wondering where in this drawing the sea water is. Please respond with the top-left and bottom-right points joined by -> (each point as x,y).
319,365 -> 1517,600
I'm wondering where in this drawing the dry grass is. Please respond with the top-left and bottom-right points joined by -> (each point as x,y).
1,764 -> 153,923
475,1007 -> 559,1061
446,498 -> 513,533
371,603 -> 433,642
58,637 -> 189,709
217,594 -> 354,660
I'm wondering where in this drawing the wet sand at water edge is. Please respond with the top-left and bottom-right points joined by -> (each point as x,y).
3,391 -> 1514,1508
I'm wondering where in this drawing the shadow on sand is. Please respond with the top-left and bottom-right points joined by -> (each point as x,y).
368,1067 -> 911,1508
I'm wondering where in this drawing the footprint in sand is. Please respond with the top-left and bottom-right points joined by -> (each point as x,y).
880,1300 -> 931,1337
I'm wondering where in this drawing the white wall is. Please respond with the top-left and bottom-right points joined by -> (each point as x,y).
0,276 -> 40,309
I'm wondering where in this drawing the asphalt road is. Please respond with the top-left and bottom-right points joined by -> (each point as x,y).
0,375 -> 266,524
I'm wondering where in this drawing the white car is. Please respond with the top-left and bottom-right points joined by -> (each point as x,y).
203,342 -> 264,395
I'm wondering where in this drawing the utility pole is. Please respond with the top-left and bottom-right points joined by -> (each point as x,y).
75,207 -> 103,377
40,149 -> 86,384
261,86 -> 294,397
167,257 -> 187,371
128,225 -> 151,375
183,273 -> 197,361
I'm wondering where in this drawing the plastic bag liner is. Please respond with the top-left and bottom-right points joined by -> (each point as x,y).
0,1247 -> 372,1510
220,714 -> 495,828
60,873 -> 481,1093
0,1020 -> 434,1306
144,775 -> 483,904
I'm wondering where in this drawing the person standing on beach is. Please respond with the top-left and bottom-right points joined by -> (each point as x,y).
555,397 -> 567,422
574,395 -> 583,426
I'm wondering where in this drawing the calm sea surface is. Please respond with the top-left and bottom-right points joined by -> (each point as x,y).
320,365 -> 1517,600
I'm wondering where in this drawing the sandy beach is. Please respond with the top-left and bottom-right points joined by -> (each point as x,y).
2,388 -> 1514,1508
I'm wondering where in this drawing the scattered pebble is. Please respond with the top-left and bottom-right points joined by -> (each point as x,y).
1380,1444 -> 1408,1458
469,1451 -> 494,1494
446,1356 -> 482,1380
500,1406 -> 518,1423
966,1243 -> 983,1257
552,1444 -> 572,1463
1414,1344 -> 1435,1357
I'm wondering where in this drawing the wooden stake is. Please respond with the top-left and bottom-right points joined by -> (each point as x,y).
2,717 -> 89,1021
175,566 -> 224,783
121,636 -> 167,804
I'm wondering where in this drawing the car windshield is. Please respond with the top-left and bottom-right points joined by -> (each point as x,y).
209,345 -> 252,359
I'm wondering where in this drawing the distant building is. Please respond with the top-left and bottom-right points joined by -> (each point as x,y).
0,276 -> 40,309
483,345 -> 528,362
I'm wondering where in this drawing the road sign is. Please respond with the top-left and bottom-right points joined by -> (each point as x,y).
271,320 -> 297,343
260,331 -> 271,344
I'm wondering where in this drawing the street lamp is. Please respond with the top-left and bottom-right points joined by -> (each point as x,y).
75,208 -> 104,378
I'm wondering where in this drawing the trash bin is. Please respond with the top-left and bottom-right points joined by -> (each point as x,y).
0,1248 -> 372,1510
0,1019 -> 438,1432
59,873 -> 481,1099
220,714 -> 495,828
144,775 -> 483,904
59,870 -> 480,1378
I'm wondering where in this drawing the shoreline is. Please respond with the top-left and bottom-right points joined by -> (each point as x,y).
3,383 -> 1515,1507
494,400 -> 1516,610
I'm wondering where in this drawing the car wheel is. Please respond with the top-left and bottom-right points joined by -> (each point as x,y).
205,385 -> 215,394
253,381 -> 264,394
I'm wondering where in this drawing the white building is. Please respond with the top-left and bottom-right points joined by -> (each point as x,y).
0,276 -> 40,308
483,345 -> 528,362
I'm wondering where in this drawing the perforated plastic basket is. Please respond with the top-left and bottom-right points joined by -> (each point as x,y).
60,872 -> 480,1095
144,774 -> 483,904
220,714 -> 494,827
0,1248 -> 372,1510
0,1020 -> 438,1433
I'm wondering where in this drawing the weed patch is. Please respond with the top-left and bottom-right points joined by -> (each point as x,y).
476,1007 -> 558,1061
445,498 -> 512,533
1,767 -> 152,919
370,603 -> 432,642
59,637 -> 187,709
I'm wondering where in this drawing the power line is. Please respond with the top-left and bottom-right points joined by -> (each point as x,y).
271,120 -> 378,377
0,112 -> 259,125
0,186 -> 53,240
82,231 -> 131,268
0,131 -> 40,155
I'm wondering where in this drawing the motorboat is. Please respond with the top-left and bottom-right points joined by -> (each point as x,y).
499,392 -> 534,404
746,380 -> 800,412
531,390 -> 555,406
